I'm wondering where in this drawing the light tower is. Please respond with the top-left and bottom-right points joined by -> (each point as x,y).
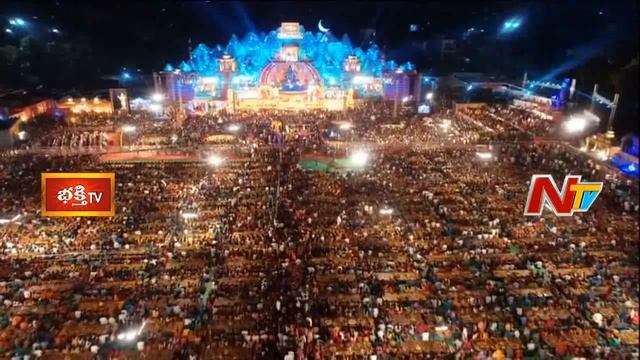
591,83 -> 620,136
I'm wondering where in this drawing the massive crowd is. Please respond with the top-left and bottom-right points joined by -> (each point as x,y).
0,99 -> 637,359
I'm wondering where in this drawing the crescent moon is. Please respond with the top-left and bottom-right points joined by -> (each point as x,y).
318,20 -> 330,33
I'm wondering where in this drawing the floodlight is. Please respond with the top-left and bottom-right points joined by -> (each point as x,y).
563,116 -> 587,133
350,150 -> 369,167
207,154 -> 224,167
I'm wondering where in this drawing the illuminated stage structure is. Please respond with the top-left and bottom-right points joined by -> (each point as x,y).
153,22 -> 415,112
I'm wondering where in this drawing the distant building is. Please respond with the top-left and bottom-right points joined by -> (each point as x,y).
0,91 -> 57,148
0,91 -> 56,122
57,96 -> 114,115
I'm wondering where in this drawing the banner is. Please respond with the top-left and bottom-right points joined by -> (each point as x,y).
109,88 -> 130,114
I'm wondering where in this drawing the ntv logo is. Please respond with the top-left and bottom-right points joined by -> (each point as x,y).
524,175 -> 603,216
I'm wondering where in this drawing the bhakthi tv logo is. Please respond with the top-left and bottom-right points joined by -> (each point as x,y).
524,175 -> 603,216
41,173 -> 115,217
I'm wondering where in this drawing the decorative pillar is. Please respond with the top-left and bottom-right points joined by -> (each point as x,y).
218,54 -> 237,101
343,55 -> 361,85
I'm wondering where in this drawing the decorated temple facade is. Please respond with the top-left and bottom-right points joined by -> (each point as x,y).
153,22 -> 415,112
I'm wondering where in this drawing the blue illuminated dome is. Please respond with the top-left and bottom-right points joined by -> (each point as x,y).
166,24 -> 397,86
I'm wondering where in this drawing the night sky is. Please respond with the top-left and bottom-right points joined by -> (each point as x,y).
2,1 -> 637,72
0,1 -> 638,132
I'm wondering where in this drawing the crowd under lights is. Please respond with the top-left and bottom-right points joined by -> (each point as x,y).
438,119 -> 452,130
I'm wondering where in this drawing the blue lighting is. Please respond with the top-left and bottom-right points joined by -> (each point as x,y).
122,72 -> 131,79
503,21 -> 520,30
466,84 -> 473,91
171,25 -> 392,86
501,17 -> 523,34
623,136 -> 639,157
9,18 -> 26,27
418,104 -> 431,114
611,153 -> 639,177
164,64 -> 174,72
401,62 -> 415,71
619,162 -> 639,177
179,61 -> 193,72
